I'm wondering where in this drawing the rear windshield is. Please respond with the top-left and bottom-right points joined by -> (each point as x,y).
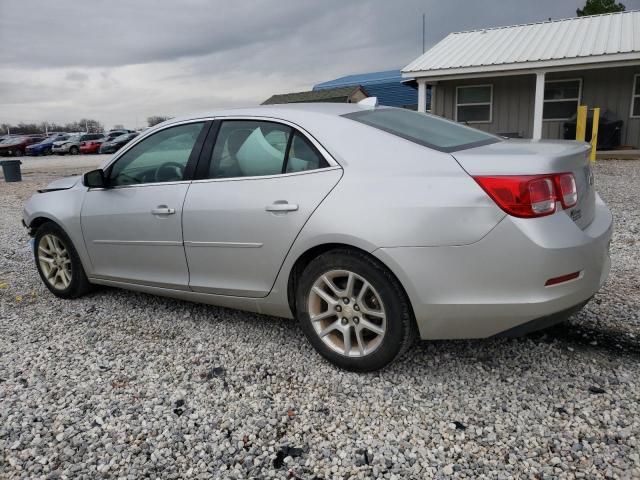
342,108 -> 500,152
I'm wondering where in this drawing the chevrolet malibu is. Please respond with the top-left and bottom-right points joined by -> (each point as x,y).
22,102 -> 612,371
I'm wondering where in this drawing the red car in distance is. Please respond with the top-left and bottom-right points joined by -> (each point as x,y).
79,136 -> 106,154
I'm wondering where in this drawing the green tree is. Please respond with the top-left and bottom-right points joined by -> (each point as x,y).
577,0 -> 625,16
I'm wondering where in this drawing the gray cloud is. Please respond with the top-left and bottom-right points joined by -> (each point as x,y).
2,0 -> 636,128
65,71 -> 89,83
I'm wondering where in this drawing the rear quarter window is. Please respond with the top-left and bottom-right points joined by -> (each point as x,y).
342,108 -> 500,152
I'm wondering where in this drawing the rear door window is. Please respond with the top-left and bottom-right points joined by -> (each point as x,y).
285,132 -> 326,173
208,120 -> 328,179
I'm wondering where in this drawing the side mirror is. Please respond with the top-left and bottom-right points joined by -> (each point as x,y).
83,169 -> 107,188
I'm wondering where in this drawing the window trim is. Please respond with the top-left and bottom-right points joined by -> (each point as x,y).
455,84 -> 493,124
630,74 -> 640,119
102,115 -> 340,187
543,78 -> 582,122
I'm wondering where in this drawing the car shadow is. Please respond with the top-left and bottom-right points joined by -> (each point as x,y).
523,321 -> 640,357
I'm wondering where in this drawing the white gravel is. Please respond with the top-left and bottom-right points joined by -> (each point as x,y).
1,157 -> 639,479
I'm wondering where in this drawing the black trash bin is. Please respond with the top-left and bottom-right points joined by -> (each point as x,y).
1,159 -> 23,182
563,109 -> 622,150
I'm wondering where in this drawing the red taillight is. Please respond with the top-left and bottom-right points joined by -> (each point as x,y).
555,173 -> 577,208
473,173 -> 578,218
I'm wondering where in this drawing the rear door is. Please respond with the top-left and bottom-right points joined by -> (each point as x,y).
182,119 -> 342,297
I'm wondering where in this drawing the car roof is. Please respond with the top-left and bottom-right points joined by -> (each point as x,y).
164,102 -> 367,125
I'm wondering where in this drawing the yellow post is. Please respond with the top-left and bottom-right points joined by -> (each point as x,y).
576,105 -> 588,141
590,107 -> 600,162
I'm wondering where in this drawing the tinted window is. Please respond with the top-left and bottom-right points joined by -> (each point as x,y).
343,108 -> 500,152
285,132 -> 326,173
209,121 -> 292,178
108,122 -> 204,186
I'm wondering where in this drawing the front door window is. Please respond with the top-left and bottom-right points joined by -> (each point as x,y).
109,122 -> 204,186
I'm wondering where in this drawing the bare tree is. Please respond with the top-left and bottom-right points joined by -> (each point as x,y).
147,115 -> 171,127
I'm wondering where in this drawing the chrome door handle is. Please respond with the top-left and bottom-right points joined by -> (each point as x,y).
151,207 -> 175,215
265,202 -> 299,213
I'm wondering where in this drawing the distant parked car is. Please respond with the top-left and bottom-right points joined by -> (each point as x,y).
26,133 -> 70,156
99,132 -> 139,154
0,135 -> 45,157
79,135 -> 107,154
106,129 -> 132,138
51,133 -> 104,155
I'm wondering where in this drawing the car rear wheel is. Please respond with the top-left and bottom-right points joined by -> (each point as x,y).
296,249 -> 416,371
69,146 -> 79,155
14,149 -> 23,157
34,222 -> 92,299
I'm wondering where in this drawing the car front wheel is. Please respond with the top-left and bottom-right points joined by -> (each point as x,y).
296,249 -> 416,372
34,222 -> 92,299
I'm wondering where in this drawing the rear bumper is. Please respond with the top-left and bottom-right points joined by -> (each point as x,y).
374,194 -> 613,340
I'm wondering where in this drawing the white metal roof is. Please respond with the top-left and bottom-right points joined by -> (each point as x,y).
403,10 -> 640,78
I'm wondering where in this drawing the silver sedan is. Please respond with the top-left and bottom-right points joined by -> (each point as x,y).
23,102 -> 612,371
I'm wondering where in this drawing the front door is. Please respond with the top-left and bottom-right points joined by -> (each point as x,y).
81,121 -> 206,289
182,120 -> 342,297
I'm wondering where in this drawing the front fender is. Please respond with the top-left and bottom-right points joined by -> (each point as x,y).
23,187 -> 93,275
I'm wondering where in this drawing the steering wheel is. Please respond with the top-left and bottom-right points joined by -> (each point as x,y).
154,162 -> 185,183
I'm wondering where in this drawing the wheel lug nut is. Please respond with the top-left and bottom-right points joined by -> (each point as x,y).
341,317 -> 348,325
354,304 -> 359,311
343,298 -> 349,304
335,305 -> 342,312
353,317 -> 359,324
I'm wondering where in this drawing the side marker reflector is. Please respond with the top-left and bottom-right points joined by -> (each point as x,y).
545,271 -> 580,286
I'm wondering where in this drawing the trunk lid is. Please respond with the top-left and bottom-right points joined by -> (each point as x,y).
452,139 -> 595,229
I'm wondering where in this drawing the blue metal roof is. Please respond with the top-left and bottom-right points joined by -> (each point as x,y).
313,69 -> 426,109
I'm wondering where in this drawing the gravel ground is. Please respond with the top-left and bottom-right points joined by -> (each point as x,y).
0,157 -> 639,479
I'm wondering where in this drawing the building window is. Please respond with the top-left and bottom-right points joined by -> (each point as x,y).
456,85 -> 492,123
543,79 -> 581,121
631,75 -> 640,118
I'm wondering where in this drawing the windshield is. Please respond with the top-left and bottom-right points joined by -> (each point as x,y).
343,108 -> 501,152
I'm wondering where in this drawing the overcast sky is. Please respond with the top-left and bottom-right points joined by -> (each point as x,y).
1,0 -> 638,129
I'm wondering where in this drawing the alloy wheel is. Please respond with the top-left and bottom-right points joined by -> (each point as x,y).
38,234 -> 72,290
307,269 -> 387,357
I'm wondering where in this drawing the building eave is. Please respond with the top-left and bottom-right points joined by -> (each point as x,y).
402,52 -> 640,81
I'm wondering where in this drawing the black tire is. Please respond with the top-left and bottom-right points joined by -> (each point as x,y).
14,149 -> 24,157
69,146 -> 79,155
295,249 -> 417,372
34,222 -> 92,299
